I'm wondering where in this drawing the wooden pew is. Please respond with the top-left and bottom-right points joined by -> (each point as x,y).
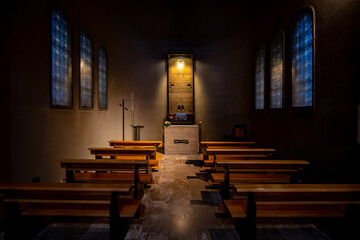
203,155 -> 268,169
224,184 -> 360,240
201,141 -> 256,160
88,147 -> 157,160
108,142 -> 163,169
201,141 -> 256,148
58,159 -> 151,198
206,148 -> 275,160
0,182 -> 139,240
203,148 -> 275,170
88,147 -> 159,169
109,140 -> 163,148
211,159 -> 309,199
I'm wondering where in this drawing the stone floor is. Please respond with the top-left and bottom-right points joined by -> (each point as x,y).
0,155 -> 334,240
125,155 -> 236,240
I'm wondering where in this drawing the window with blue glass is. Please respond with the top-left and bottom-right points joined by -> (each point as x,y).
98,47 -> 108,109
255,46 -> 265,110
51,8 -> 72,107
270,31 -> 285,109
292,7 -> 314,107
80,31 -> 94,109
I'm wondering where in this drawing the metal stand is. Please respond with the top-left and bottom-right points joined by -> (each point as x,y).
130,124 -> 144,141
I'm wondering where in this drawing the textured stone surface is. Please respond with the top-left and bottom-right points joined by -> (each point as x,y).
164,126 -> 199,155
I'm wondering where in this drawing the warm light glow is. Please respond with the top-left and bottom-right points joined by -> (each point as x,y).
80,59 -> 85,69
177,60 -> 184,69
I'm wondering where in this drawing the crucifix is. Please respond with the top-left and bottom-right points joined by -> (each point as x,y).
119,99 -> 128,141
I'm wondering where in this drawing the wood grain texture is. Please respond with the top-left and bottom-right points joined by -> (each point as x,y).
201,141 -> 256,147
206,148 -> 275,153
109,140 -> 163,148
0,182 -> 132,192
74,172 -> 153,184
216,160 -> 309,165
211,173 -> 290,183
234,184 -> 360,193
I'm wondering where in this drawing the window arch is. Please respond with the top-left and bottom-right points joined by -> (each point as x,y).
255,46 -> 265,110
292,7 -> 315,108
270,30 -> 285,109
51,8 -> 72,107
98,46 -> 108,110
80,31 -> 94,109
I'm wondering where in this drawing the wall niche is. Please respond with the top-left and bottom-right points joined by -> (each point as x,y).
167,53 -> 194,124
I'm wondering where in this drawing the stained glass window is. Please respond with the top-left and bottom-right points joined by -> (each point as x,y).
98,47 -> 108,109
270,31 -> 285,109
51,8 -> 72,107
292,8 -> 314,107
255,46 -> 265,110
80,31 -> 93,108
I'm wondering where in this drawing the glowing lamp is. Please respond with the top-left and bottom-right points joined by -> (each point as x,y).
177,60 -> 184,69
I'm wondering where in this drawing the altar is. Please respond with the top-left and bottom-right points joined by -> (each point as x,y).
164,125 -> 199,155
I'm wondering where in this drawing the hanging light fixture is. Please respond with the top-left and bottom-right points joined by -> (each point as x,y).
177,60 -> 184,69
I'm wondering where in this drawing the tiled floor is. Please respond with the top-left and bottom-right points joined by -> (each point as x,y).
0,155 -> 333,240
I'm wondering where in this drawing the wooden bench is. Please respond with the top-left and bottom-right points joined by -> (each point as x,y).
103,153 -> 160,169
88,147 -> 157,160
0,182 -> 140,240
201,141 -> 256,160
203,148 -> 275,171
58,159 -> 151,198
108,141 -> 163,168
201,141 -> 255,149
210,159 -> 301,199
224,184 -> 360,240
203,155 -> 268,170
88,147 -> 160,170
109,140 -> 163,148
212,159 -> 309,186
73,172 -> 153,184
210,173 -> 291,185
206,148 -> 275,160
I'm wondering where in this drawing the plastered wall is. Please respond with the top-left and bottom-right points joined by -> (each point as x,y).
0,0 -> 251,182
1,0 -> 359,183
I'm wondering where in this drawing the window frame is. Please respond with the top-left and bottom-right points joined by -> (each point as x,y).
270,30 -> 285,110
79,30 -> 94,110
97,45 -> 108,110
291,5 -> 316,110
50,7 -> 73,109
255,45 -> 266,111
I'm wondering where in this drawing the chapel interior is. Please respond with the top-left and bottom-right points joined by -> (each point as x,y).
1,0 -> 360,239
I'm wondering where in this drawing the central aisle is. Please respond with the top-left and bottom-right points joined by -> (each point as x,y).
125,155 -> 237,239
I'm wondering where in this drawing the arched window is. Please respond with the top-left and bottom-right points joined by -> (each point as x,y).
51,8 -> 72,107
255,46 -> 265,110
98,46 -> 108,110
292,7 -> 315,108
80,31 -> 94,109
270,31 -> 285,109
